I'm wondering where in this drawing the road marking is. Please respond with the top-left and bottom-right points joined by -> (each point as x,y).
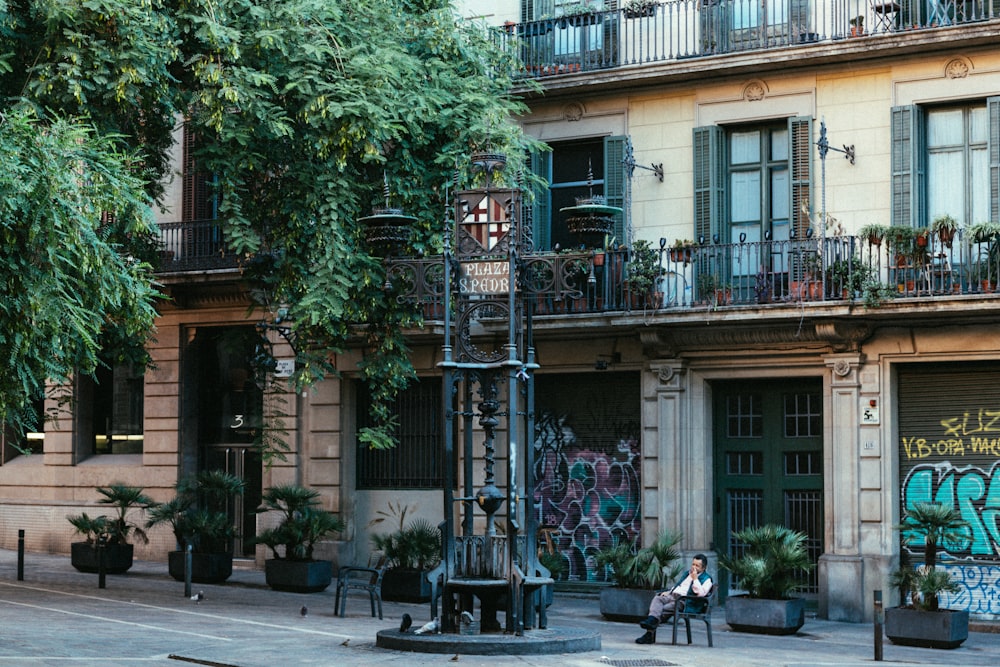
0,581 -> 351,639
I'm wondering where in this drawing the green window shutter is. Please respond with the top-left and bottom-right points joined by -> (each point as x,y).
989,96 -> 1000,224
693,125 -> 725,244
891,105 -> 926,227
530,150 -> 552,250
604,135 -> 627,244
789,116 -> 812,238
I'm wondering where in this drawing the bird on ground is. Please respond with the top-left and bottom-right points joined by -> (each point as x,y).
399,613 -> 412,633
300,606 -> 308,617
450,654 -> 460,662
190,591 -> 204,602
414,617 -> 440,635
340,638 -> 350,647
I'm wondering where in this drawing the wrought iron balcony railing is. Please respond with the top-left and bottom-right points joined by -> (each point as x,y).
499,0 -> 999,78
156,219 -> 239,272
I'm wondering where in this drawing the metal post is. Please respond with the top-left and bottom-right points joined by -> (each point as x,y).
184,543 -> 193,599
17,529 -> 25,581
874,589 -> 884,661
97,535 -> 107,589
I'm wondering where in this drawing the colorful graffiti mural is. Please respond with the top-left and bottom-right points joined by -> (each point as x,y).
900,406 -> 1000,617
533,411 -> 641,582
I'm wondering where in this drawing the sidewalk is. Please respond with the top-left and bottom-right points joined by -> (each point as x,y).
1,548 -> 999,667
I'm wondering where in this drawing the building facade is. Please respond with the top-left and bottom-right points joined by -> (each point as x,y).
2,0 -> 1000,624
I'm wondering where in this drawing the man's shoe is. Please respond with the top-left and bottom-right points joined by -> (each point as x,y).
639,615 -> 659,631
635,631 -> 655,645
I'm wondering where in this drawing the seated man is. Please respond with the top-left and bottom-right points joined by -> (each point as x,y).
635,553 -> 712,644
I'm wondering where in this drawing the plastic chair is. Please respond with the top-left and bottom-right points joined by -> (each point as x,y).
669,590 -> 717,646
334,552 -> 386,619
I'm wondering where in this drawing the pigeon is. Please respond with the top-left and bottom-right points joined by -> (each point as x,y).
190,591 -> 204,602
450,654 -> 460,662
300,606 -> 308,617
340,638 -> 350,647
399,613 -> 412,633
413,617 -> 440,635
460,611 -> 474,626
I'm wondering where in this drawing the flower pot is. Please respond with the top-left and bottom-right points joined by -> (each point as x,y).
168,550 -> 233,584
599,587 -> 657,621
264,559 -> 333,593
70,542 -> 134,574
725,595 -> 805,635
885,607 -> 969,649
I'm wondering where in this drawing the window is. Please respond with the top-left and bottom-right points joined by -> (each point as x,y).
891,98 -> 1000,228
84,361 -> 144,455
182,123 -> 218,222
357,378 -> 444,489
731,0 -> 789,29
530,136 -> 627,250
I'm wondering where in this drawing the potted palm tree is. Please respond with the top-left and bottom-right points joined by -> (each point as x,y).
596,531 -> 684,621
885,503 -> 970,649
719,524 -> 814,635
146,470 -> 246,584
68,484 -> 153,574
254,484 -> 345,593
371,518 -> 442,602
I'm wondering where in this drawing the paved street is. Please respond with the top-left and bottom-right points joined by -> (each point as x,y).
1,548 -> 998,667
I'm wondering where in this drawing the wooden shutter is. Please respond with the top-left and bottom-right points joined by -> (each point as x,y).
604,135 -> 627,244
693,125 -> 725,244
789,116 -> 812,238
530,150 -> 553,250
891,105 -> 926,228
989,96 -> 1000,224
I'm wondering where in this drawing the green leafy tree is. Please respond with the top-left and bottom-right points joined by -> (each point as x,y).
1,0 -> 539,455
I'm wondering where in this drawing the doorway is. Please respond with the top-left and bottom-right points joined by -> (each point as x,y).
183,326 -> 264,558
712,378 -> 823,600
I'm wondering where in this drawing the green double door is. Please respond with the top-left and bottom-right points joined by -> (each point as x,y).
712,378 -> 824,600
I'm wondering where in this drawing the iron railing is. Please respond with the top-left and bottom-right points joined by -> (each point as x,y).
156,221 -> 1000,312
499,0 -> 999,77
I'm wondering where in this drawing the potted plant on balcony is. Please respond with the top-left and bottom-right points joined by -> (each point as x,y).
371,517 -> 442,603
628,239 -> 665,308
669,238 -> 695,264
560,2 -> 602,27
719,524 -> 814,635
885,503 -> 970,649
931,215 -> 959,248
146,470 -> 246,584
849,15 -> 865,36
596,530 -> 684,621
254,484 -> 345,593
68,484 -> 153,574
624,0 -> 659,19
858,223 -> 888,247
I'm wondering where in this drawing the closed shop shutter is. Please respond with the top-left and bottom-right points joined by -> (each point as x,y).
534,371 -> 641,583
897,362 -> 1000,615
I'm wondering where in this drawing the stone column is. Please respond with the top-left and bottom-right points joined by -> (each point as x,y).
819,353 -> 866,621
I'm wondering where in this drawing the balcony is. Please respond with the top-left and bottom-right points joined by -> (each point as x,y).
499,0 -> 1000,80
156,219 -> 240,273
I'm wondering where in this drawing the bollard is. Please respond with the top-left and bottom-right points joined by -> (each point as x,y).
874,589 -> 884,661
97,534 -> 107,589
184,543 -> 193,599
17,529 -> 24,581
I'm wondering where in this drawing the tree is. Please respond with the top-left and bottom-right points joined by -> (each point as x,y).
1,1 -> 537,454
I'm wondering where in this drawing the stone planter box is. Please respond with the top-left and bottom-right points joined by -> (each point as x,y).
168,550 -> 233,584
381,568 -> 432,603
70,542 -> 134,574
725,595 -> 805,635
599,587 -> 656,622
885,607 -> 969,649
264,559 -> 333,593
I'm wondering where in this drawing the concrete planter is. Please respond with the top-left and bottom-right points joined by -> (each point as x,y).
885,607 -> 969,649
264,559 -> 333,593
599,587 -> 656,622
381,568 -> 432,602
725,595 -> 805,635
70,542 -> 134,574
167,550 -> 233,584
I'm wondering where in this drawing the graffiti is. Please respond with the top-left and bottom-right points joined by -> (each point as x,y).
901,463 -> 1000,559
902,436 -> 1000,460
941,409 -> 1000,437
533,411 -> 641,582
940,563 -> 1000,616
